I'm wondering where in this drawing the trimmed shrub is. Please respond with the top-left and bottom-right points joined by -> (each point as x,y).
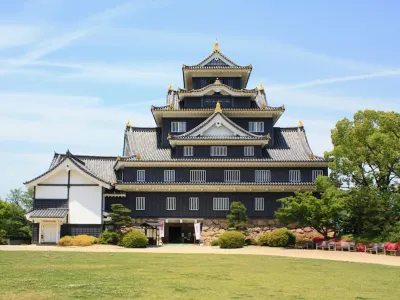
210,239 -> 219,246
120,229 -> 148,248
58,236 -> 74,246
58,235 -> 97,246
98,230 -> 120,245
218,231 -> 245,249
258,232 -> 271,246
267,229 -> 296,247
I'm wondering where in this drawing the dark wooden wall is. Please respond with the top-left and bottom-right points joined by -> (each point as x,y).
123,167 -> 328,183
174,145 -> 264,158
192,77 -> 241,89
105,192 -> 293,219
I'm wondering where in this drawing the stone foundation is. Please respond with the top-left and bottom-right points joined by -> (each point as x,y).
130,218 -> 319,245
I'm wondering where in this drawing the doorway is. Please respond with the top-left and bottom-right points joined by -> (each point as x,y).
42,222 -> 58,243
168,226 -> 182,243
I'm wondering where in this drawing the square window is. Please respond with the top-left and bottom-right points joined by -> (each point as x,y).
312,170 -> 324,181
166,197 -> 176,210
137,170 -> 145,182
289,170 -> 301,182
210,146 -> 227,156
164,170 -> 175,182
190,170 -> 206,182
255,170 -> 271,182
184,146 -> 193,157
224,170 -> 240,182
171,122 -> 186,133
213,197 -> 229,210
244,146 -> 254,156
249,122 -> 264,132
189,197 -> 199,210
136,197 -> 145,210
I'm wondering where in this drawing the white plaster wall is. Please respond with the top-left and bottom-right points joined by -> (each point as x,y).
70,169 -> 97,184
36,186 -> 68,199
69,186 -> 102,224
203,125 -> 234,136
41,171 -> 68,184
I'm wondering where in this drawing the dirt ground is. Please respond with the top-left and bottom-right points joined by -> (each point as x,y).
1,244 -> 399,266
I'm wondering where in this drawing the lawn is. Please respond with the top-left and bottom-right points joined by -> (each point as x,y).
0,251 -> 399,299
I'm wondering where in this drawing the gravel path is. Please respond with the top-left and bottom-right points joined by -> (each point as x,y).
1,244 -> 399,266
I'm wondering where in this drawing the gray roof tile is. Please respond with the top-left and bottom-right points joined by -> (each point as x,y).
29,208 -> 68,218
123,126 -> 326,162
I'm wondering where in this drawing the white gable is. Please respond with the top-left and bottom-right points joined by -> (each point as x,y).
200,52 -> 234,67
186,114 -> 248,137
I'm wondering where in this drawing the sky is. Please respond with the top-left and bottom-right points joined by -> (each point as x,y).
0,0 -> 399,197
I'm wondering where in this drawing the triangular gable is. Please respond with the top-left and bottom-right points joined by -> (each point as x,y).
176,112 -> 263,138
24,157 -> 111,189
198,51 -> 238,67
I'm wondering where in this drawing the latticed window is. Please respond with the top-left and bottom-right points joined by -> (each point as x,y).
244,146 -> 254,156
164,170 -> 175,182
171,122 -> 186,132
190,170 -> 206,182
255,170 -> 271,182
136,197 -> 145,210
255,197 -> 264,211
213,197 -> 229,211
166,197 -> 176,210
289,170 -> 301,182
137,170 -> 145,182
249,122 -> 264,132
224,170 -> 240,182
211,146 -> 227,156
184,146 -> 193,157
312,170 -> 324,181
189,197 -> 199,210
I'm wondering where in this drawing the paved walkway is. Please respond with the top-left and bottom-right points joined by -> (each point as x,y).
0,244 -> 399,266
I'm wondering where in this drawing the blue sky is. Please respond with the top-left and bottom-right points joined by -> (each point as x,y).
0,0 -> 399,197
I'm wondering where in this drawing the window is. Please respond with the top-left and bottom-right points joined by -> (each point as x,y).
137,170 -> 145,182
166,197 -> 176,210
164,170 -> 175,182
224,170 -> 240,182
171,122 -> 186,132
184,146 -> 193,157
255,197 -> 264,211
136,197 -> 145,210
244,146 -> 254,156
210,146 -> 227,156
213,197 -> 229,211
190,170 -> 206,182
312,170 -> 324,181
249,122 -> 264,132
289,170 -> 301,182
255,170 -> 271,182
189,197 -> 199,210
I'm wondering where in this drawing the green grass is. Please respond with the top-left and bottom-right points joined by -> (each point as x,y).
0,251 -> 399,299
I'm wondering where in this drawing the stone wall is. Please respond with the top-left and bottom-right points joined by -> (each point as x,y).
201,218 -> 318,245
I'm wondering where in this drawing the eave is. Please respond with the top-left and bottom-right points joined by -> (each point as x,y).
115,183 -> 316,193
168,138 -> 270,147
151,107 -> 285,127
115,160 -> 329,169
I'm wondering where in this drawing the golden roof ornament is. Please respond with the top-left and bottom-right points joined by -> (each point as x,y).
214,78 -> 221,84
261,103 -> 266,110
113,178 -> 117,184
167,133 -> 172,140
258,83 -> 264,90
136,153 -> 142,160
309,153 -> 315,159
116,155 -> 121,161
213,39 -> 220,52
298,120 -> 304,127
126,120 -> 131,127
168,83 -> 174,91
169,103 -> 174,109
215,101 -> 222,113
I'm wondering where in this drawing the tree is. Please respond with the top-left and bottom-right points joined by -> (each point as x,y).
325,110 -> 400,236
275,177 -> 348,239
6,188 -> 34,212
0,199 -> 31,243
105,204 -> 133,228
227,201 -> 248,230
326,110 -> 400,191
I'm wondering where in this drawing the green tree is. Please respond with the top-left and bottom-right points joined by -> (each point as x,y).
6,188 -> 34,212
106,204 -> 133,228
326,110 -> 400,236
275,177 -> 348,239
326,110 -> 400,190
227,201 -> 248,230
0,199 -> 31,243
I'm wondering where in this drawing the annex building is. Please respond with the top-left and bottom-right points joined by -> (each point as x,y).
25,41 -> 328,244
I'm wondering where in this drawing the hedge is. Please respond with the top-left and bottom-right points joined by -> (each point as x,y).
218,231 -> 245,249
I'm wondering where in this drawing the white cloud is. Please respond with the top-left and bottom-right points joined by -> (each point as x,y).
267,69 -> 400,91
0,25 -> 43,48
